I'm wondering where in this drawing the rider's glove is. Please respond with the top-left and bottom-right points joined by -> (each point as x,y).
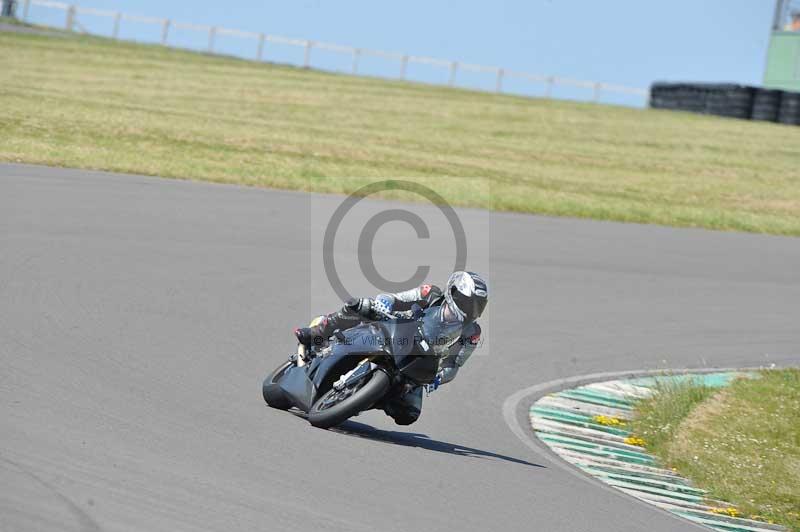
371,294 -> 396,319
344,297 -> 373,317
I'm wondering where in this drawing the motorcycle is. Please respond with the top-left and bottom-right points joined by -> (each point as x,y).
262,307 -> 439,429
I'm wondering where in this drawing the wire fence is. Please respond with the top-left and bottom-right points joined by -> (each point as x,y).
9,0 -> 649,106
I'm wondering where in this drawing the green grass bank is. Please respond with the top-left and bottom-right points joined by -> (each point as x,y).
1,24 -> 800,235
631,370 -> 800,530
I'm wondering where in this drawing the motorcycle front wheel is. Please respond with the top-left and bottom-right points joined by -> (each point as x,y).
308,369 -> 390,429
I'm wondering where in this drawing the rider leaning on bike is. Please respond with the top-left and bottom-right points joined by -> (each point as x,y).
294,271 -> 488,425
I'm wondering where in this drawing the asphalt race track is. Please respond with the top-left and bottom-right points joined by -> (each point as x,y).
2,163 -> 798,532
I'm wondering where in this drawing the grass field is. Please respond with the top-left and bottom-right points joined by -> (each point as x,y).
1,24 -> 800,235
632,370 -> 800,531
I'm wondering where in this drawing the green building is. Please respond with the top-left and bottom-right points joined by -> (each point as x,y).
765,1 -> 800,91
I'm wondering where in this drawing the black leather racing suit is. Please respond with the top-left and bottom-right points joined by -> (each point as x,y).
296,284 -> 482,425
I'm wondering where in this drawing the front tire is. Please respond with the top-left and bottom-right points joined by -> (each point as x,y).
308,370 -> 390,429
262,361 -> 293,410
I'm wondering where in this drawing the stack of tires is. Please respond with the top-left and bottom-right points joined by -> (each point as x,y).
705,85 -> 754,119
650,83 -> 707,113
750,89 -> 782,122
650,82 -> 800,126
778,92 -> 800,126
650,83 -> 754,119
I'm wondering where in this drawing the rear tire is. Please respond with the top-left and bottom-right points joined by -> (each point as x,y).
308,370 -> 390,429
263,362 -> 293,410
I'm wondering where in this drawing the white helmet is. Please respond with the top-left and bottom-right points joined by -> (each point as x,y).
444,271 -> 488,321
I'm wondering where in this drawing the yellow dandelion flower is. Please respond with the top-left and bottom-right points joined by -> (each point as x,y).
624,436 -> 646,447
592,415 -> 626,426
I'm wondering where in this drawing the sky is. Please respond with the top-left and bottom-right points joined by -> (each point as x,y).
24,0 -> 776,106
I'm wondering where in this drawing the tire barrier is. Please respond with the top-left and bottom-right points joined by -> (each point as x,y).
750,89 -> 782,122
778,91 -> 800,126
650,82 -> 800,126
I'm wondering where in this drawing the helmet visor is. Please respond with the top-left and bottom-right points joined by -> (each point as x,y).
450,286 -> 487,321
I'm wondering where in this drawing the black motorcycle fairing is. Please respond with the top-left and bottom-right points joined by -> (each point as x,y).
374,319 -> 418,358
393,351 -> 439,385
309,323 -> 387,397
278,363 -> 317,412
332,322 -> 390,356
375,319 -> 439,384
271,317 -> 440,415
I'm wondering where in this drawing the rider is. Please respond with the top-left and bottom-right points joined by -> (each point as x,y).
294,271 -> 488,425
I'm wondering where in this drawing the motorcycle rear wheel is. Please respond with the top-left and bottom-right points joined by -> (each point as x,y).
308,369 -> 390,429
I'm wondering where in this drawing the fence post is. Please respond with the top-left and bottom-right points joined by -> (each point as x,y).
351,48 -> 360,74
65,4 -> 75,31
1,0 -> 15,17
303,40 -> 312,68
545,76 -> 554,98
208,26 -> 216,52
495,68 -> 504,93
160,19 -> 170,46
256,33 -> 265,60
448,61 -> 458,87
399,55 -> 408,80
592,82 -> 601,103
112,12 -> 121,39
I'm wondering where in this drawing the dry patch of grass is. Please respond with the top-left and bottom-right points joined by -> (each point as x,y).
632,370 -> 800,530
2,28 -> 800,234
629,377 -> 717,458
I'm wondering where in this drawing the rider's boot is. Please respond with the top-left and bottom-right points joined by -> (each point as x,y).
384,385 -> 423,426
293,302 -> 367,348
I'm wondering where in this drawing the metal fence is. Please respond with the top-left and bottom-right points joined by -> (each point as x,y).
8,0 -> 648,106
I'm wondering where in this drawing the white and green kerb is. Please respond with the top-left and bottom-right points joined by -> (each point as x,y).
529,373 -> 786,532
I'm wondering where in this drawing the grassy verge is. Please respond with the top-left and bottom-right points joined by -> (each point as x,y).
1,26 -> 800,234
631,370 -> 800,530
